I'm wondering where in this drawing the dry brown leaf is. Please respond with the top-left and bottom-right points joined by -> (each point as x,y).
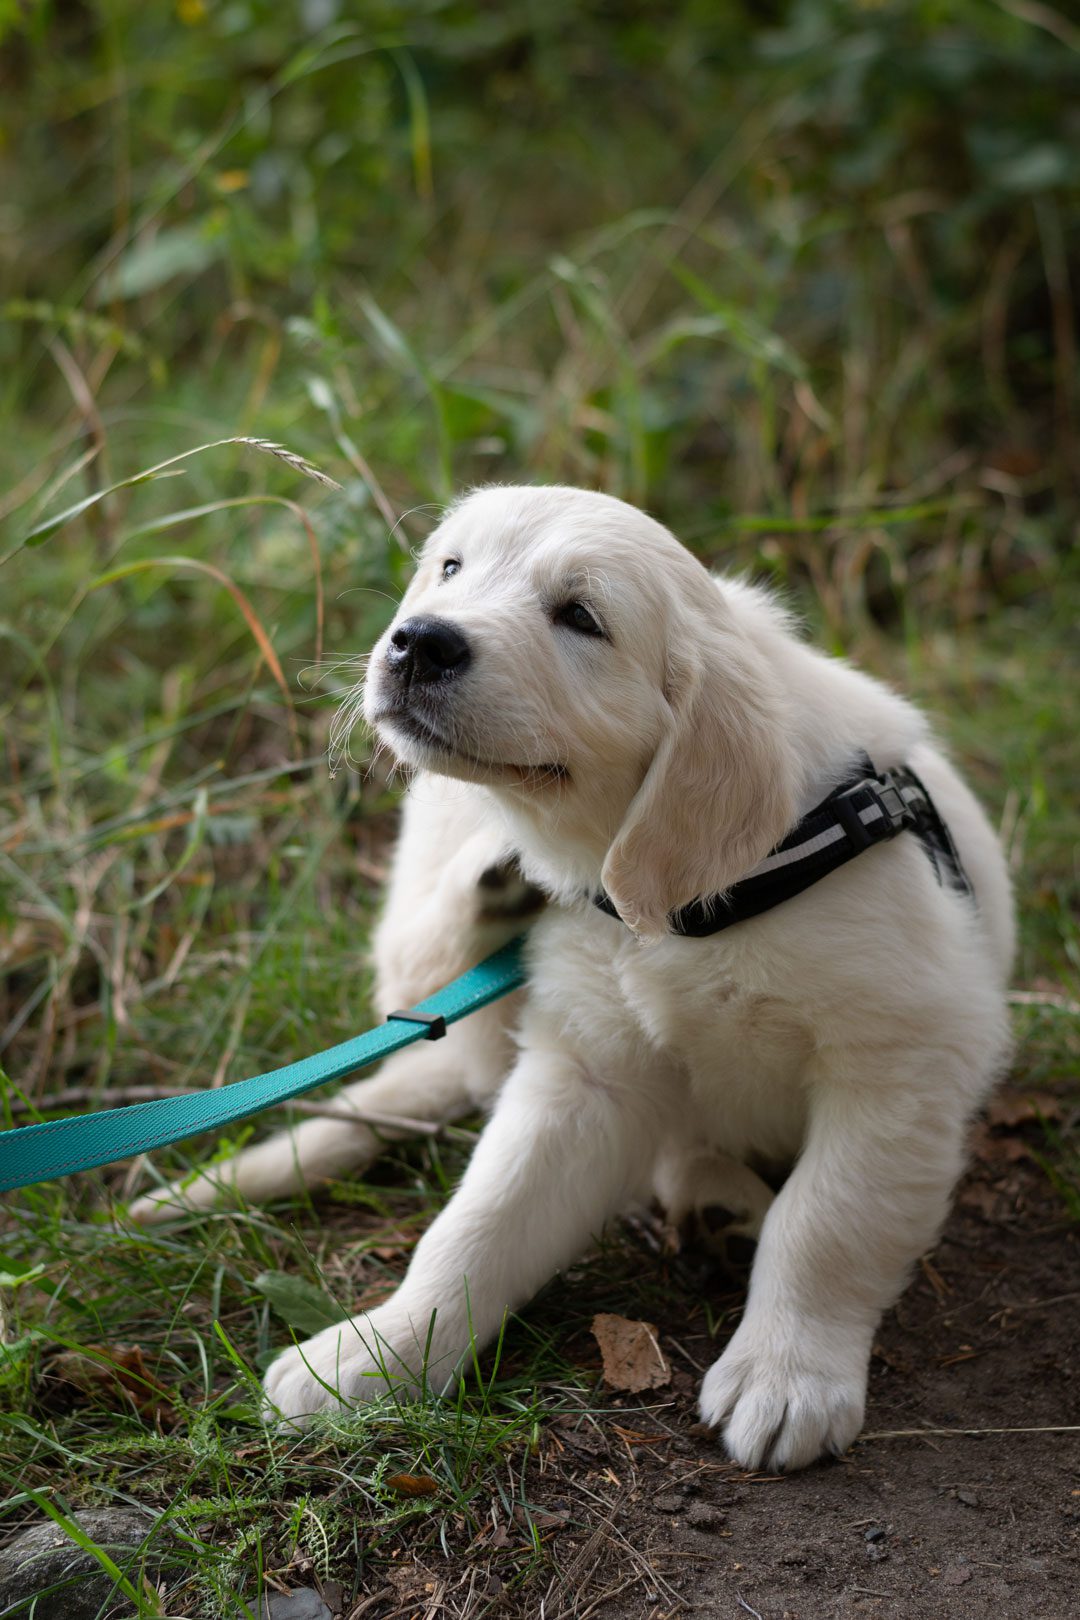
512,1505 -> 570,1532
985,1089 -> 1063,1129
590,1312 -> 671,1393
385,1472 -> 438,1497
49,1343 -> 175,1420
969,1122 -> 1036,1164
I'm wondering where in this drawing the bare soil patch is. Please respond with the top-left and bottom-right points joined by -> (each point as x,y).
358,1154 -> 1078,1620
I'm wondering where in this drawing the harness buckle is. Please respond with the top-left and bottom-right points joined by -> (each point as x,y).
833,775 -> 915,852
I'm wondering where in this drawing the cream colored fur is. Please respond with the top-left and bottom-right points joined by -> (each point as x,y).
132,486 -> 1015,1473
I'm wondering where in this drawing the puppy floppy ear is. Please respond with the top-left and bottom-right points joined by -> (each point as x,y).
600,612 -> 799,939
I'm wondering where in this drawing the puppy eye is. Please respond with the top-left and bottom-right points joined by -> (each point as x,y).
441,558 -> 461,580
555,601 -> 604,637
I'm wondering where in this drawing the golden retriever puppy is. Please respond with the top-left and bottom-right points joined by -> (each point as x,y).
139,485 -> 1016,1472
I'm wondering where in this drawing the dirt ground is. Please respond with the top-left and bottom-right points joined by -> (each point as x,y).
6,1113 -> 1076,1620
366,1147 -> 1078,1620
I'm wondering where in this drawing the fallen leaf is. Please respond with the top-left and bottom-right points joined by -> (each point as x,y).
385,1472 -> 438,1497
512,1504 -> 570,1532
49,1343 -> 175,1420
590,1313 -> 671,1393
319,1583 -> 345,1617
969,1123 -> 1035,1164
477,1522 -> 512,1548
985,1089 -> 1063,1129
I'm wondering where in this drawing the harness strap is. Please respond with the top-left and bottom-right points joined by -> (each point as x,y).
0,938 -> 527,1194
594,754 -> 973,937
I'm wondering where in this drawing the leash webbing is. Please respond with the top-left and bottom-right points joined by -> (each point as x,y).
0,937 -> 527,1194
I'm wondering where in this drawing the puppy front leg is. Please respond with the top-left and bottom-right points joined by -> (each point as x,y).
263,1043 -> 656,1425
700,1047 -> 977,1472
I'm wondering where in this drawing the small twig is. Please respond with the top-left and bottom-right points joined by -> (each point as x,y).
572,1575 -> 640,1620
993,1292 -> 1080,1313
344,1585 -> 395,1620
211,980 -> 251,1088
1008,989 -> 1080,1016
862,1423 -> 1080,1440
665,1335 -> 706,1373
281,1103 -> 443,1135
737,1596 -> 764,1620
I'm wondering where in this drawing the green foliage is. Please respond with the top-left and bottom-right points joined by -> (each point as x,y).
3,0 -> 1079,522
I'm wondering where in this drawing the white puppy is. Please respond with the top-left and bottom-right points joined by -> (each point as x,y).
140,486 -> 1016,1472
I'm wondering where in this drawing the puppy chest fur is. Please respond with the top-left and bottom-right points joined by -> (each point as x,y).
526,905 -> 814,1171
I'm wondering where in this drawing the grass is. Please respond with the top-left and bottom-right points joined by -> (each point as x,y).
1,3 -> 1079,1615
1,1130 -> 608,1617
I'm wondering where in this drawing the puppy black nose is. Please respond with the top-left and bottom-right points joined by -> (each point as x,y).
386,616 -> 471,685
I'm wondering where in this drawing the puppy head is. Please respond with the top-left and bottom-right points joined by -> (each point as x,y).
363,486 -> 799,935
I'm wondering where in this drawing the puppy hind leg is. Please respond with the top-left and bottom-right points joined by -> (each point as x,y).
127,1009 -> 512,1224
699,1044 -> 991,1473
654,1149 -> 776,1267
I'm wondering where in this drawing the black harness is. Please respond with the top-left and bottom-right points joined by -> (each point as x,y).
594,754 -> 974,938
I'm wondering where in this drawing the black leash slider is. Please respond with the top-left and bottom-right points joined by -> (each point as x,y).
385,1009 -> 447,1041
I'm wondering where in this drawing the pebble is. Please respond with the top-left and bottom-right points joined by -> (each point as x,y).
686,1503 -> 727,1533
259,1590 -> 333,1620
0,1507 -> 167,1620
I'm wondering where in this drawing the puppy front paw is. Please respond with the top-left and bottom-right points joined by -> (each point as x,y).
476,860 -> 546,924
261,1302 -> 456,1428
699,1315 -> 867,1472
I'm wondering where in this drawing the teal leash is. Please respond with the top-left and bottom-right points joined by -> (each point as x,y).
0,937 -> 527,1194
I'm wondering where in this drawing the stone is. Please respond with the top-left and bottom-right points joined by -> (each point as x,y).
259,1589 -> 333,1620
0,1507 -> 165,1620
